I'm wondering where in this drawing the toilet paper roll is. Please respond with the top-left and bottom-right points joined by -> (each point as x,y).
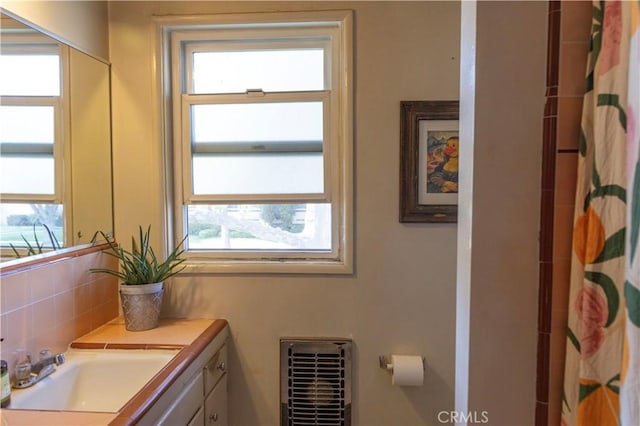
391,355 -> 424,386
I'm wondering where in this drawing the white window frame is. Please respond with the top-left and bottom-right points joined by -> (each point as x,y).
159,10 -> 353,274
0,37 -> 70,255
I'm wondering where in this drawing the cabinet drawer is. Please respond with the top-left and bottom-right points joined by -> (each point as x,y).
203,344 -> 227,395
205,374 -> 228,426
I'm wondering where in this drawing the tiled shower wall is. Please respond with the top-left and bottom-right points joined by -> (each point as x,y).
537,1 -> 592,425
0,248 -> 118,378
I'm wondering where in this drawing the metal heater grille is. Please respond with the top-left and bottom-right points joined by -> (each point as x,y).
280,339 -> 352,426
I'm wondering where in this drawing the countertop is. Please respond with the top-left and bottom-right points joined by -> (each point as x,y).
1,317 -> 228,426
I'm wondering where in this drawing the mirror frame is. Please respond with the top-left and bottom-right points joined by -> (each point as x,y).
0,242 -> 110,275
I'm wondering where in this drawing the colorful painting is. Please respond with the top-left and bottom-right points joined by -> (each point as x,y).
426,131 -> 459,194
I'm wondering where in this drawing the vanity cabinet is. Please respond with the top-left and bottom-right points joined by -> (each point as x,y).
156,344 -> 228,426
203,345 -> 228,425
138,326 -> 228,426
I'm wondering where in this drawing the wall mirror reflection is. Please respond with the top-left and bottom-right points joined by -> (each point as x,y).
0,12 -> 113,264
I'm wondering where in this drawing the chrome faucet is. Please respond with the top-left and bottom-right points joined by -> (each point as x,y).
13,349 -> 65,389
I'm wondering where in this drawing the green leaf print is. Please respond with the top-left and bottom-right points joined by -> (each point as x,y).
625,281 -> 640,327
592,184 -> 627,202
597,94 -> 627,130
590,2 -> 604,70
567,327 -> 581,352
579,381 -> 601,402
592,228 -> 625,263
579,129 -> 588,157
586,71 -> 594,93
584,271 -> 620,327
562,390 -> 571,412
593,1 -> 603,24
606,374 -> 620,394
583,184 -> 627,212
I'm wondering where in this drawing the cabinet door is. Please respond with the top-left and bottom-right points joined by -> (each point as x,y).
204,375 -> 228,426
188,406 -> 205,426
157,372 -> 204,426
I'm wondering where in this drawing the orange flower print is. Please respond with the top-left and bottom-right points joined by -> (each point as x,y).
573,206 -> 606,264
577,379 -> 619,426
598,0 -> 623,76
575,285 -> 608,358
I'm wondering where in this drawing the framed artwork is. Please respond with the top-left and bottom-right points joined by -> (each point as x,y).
399,100 -> 459,223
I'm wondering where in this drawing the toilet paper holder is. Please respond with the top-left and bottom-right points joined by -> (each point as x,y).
379,355 -> 425,372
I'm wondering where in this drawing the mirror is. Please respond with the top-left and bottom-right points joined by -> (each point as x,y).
0,12 -> 113,266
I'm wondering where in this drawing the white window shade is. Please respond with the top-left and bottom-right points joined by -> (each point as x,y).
0,157 -> 55,194
186,98 -> 327,199
191,48 -> 325,94
0,104 -> 57,195
192,154 -> 323,195
191,101 -> 323,143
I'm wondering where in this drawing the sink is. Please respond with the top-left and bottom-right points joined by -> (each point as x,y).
9,348 -> 179,412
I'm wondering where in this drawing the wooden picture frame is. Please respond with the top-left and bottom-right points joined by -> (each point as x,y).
399,100 -> 459,223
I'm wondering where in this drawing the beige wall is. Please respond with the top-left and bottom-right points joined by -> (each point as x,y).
0,0 -> 109,61
457,1 -> 546,424
109,2 -> 459,425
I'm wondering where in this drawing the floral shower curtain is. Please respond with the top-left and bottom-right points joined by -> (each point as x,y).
562,1 -> 640,425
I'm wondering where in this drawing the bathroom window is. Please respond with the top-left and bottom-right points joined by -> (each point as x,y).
0,41 -> 66,252
165,10 -> 353,273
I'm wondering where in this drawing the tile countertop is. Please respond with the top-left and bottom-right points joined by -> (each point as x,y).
1,317 -> 228,426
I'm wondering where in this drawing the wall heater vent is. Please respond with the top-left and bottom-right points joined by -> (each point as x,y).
280,338 -> 352,426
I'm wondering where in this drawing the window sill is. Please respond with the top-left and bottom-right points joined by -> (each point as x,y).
180,258 -> 353,275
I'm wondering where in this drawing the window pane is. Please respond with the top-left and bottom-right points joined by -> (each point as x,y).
0,157 -> 55,194
192,102 -> 322,143
192,49 -> 324,94
0,203 -> 63,249
186,203 -> 331,250
0,55 -> 60,96
0,106 -> 55,144
193,153 -> 323,195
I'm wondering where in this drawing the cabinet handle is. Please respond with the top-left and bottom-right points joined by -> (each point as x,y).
205,353 -> 220,372
209,413 -> 219,422
216,362 -> 226,372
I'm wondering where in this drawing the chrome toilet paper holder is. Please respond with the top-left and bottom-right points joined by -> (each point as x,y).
379,355 -> 426,371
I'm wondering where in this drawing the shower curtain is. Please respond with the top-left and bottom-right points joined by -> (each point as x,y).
562,1 -> 639,425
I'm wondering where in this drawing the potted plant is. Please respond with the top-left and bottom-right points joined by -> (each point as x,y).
91,225 -> 186,331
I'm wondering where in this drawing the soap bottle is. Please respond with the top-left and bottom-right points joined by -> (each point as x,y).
1,359 -> 9,408
1,338 -> 9,408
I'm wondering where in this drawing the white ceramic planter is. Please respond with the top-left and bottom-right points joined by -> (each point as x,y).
120,282 -> 164,331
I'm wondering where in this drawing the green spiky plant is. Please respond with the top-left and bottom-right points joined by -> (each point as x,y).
90,225 -> 186,284
10,223 -> 62,258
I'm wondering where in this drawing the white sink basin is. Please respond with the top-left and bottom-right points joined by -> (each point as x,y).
9,348 -> 179,412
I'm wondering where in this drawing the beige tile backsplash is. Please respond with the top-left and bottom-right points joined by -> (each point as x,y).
0,250 -> 118,379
